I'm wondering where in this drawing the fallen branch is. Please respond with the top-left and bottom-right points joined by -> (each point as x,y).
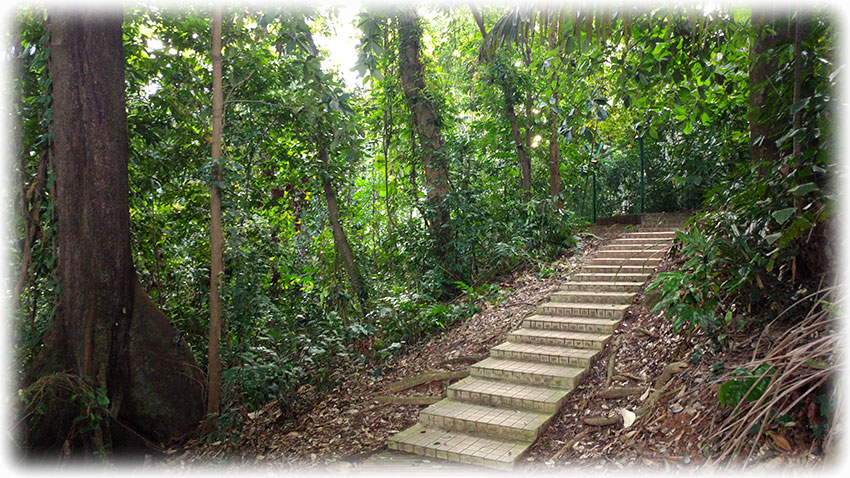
372,370 -> 469,396
438,355 -> 485,367
583,414 -> 622,427
653,362 -> 688,390
604,336 -> 624,388
373,395 -> 443,405
641,379 -> 673,412
599,386 -> 645,399
618,372 -> 646,382
552,429 -> 590,460
634,326 -> 658,338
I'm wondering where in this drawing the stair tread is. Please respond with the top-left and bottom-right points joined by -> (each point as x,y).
592,257 -> 662,262
388,423 -> 531,468
551,291 -> 635,298
597,248 -> 667,252
509,328 -> 610,342
449,377 -> 571,404
574,272 -> 649,277
561,281 -> 645,287
524,314 -> 620,325
492,341 -> 600,358
539,301 -> 628,310
472,357 -> 586,378
421,399 -> 551,431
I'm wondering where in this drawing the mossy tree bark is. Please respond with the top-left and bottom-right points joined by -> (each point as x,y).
21,9 -> 204,455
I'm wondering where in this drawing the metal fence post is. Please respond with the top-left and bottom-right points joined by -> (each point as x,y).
639,136 -> 645,214
592,170 -> 597,223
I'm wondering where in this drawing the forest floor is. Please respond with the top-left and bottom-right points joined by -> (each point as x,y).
163,224 -> 829,473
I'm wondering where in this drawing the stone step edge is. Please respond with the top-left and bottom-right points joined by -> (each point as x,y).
387,423 -> 531,470
471,357 -> 586,387
419,399 -> 551,442
507,329 -> 611,350
560,280 -> 645,289
447,376 -> 572,413
550,290 -> 635,299
491,341 -> 602,369
522,315 -> 622,333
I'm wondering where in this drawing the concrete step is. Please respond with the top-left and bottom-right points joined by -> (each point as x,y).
604,243 -> 670,251
536,301 -> 628,319
621,231 -> 677,239
447,376 -> 571,413
490,341 -> 600,369
387,423 -> 531,470
611,237 -> 674,247
523,314 -> 621,334
419,399 -> 551,442
573,272 -> 651,282
560,281 -> 644,293
595,248 -> 666,259
589,257 -> 662,268
549,290 -> 634,305
582,264 -> 656,275
470,357 -> 585,388
507,328 -> 610,350
640,227 -> 684,234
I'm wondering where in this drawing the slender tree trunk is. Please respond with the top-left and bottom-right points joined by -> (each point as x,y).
22,9 -> 203,454
791,16 -> 813,158
398,10 -> 453,272
504,92 -> 532,194
547,104 -> 562,208
547,24 -> 563,209
206,3 -> 224,424
320,147 -> 369,311
469,3 -> 487,37
383,106 -> 394,233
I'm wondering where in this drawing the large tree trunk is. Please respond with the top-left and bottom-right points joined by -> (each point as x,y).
21,10 -> 204,455
748,10 -> 788,166
397,10 -> 453,273
206,3 -> 224,427
320,147 -> 369,310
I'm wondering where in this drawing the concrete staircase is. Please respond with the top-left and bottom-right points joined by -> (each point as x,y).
387,215 -> 686,469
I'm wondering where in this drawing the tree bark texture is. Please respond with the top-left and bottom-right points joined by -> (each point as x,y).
469,3 -> 487,38
320,148 -> 369,310
748,10 -> 788,166
206,3 -> 224,422
548,105 -> 562,208
397,11 -> 453,265
547,25 -> 563,208
504,91 -> 533,194
22,10 -> 204,454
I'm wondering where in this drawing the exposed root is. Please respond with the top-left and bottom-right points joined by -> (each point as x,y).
599,386 -> 645,399
370,370 -> 469,396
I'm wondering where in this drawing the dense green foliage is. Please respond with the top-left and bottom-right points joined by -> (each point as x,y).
10,4 -> 835,435
648,12 -> 836,339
